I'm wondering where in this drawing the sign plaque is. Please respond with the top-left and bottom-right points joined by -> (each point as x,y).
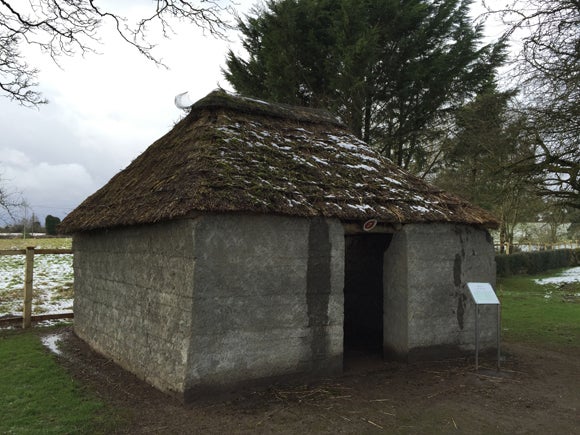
468,282 -> 500,305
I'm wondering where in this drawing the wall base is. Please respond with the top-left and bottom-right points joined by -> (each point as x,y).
182,356 -> 343,403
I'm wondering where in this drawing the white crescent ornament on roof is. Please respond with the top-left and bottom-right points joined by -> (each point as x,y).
174,91 -> 194,109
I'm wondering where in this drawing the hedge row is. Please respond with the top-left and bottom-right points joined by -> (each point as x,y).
496,248 -> 580,277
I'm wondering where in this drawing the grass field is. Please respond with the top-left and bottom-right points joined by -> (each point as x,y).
498,268 -> 580,345
0,329 -> 119,434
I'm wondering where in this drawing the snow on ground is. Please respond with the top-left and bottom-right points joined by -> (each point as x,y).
533,267 -> 580,300
534,267 -> 580,285
41,333 -> 65,355
0,252 -> 73,317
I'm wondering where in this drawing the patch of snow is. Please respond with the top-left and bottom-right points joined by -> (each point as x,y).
346,163 -> 378,172
346,203 -> 374,213
327,134 -> 358,150
41,333 -> 63,355
410,205 -> 431,213
292,155 -> 308,165
358,154 -> 381,165
271,143 -> 292,151
286,198 -> 304,207
534,267 -> 580,285
326,133 -> 371,150
311,156 -> 329,166
216,124 -> 242,134
257,178 -> 273,186
306,140 -> 330,150
249,131 -> 268,141
383,177 -> 403,186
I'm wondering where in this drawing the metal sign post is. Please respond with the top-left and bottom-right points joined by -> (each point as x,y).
467,282 -> 501,371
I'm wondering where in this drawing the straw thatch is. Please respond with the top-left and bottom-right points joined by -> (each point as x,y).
59,90 -> 499,233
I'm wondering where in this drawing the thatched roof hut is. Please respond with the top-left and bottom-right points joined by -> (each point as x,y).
59,90 -> 498,233
64,90 -> 499,401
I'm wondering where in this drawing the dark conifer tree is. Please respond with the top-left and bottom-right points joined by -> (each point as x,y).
45,215 -> 61,236
224,0 -> 506,172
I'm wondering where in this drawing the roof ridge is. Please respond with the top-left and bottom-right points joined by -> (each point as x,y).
190,89 -> 344,127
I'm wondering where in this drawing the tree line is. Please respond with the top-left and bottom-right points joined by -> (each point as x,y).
1,214 -> 61,236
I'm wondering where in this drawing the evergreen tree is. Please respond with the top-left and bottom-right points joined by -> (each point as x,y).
224,0 -> 506,172
45,215 -> 61,236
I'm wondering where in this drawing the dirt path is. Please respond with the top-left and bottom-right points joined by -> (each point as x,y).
53,328 -> 579,434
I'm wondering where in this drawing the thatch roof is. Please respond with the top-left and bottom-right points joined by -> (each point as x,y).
59,90 -> 499,234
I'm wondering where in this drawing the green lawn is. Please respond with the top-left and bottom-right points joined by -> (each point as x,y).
0,329 -> 121,434
498,269 -> 580,345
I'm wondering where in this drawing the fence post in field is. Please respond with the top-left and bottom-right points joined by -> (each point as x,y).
23,247 -> 34,329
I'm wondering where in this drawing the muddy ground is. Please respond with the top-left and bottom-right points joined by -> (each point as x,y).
52,328 -> 579,434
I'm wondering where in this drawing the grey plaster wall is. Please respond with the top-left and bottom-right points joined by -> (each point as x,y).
383,230 -> 410,356
73,214 -> 345,398
383,224 -> 497,360
73,220 -> 197,394
185,215 -> 344,394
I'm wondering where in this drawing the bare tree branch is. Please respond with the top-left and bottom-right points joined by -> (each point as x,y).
483,0 -> 580,208
0,173 -> 23,223
0,0 -> 233,106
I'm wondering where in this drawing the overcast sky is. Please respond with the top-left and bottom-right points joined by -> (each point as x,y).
0,0 -> 504,225
0,0 -> 257,224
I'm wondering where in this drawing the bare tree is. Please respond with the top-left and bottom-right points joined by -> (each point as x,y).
0,0 -> 232,106
486,0 -> 580,208
0,174 -> 23,223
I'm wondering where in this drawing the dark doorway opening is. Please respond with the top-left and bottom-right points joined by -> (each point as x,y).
343,234 -> 392,369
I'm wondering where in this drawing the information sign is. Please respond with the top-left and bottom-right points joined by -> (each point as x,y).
467,282 -> 500,305
466,282 -> 501,371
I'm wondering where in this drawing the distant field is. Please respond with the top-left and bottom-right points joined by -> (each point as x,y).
0,238 -> 73,317
0,237 -> 72,250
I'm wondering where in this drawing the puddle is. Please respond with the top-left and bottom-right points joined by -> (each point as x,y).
41,333 -> 63,356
